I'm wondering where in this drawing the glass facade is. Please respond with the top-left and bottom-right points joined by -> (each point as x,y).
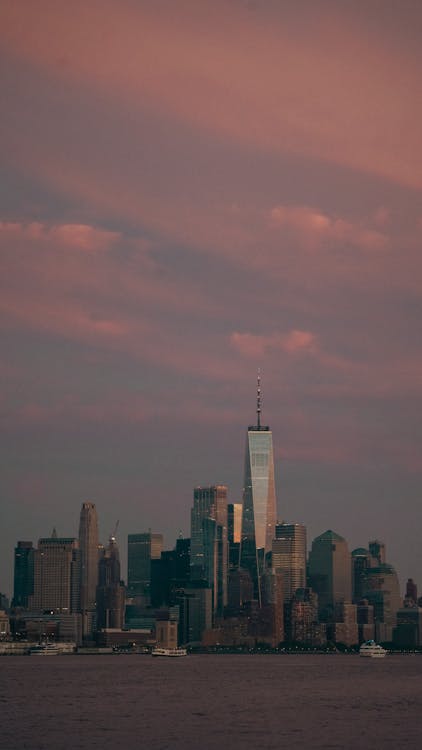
272,522 -> 307,601
190,485 -> 228,618
127,532 -> 163,603
240,426 -> 277,605
13,541 -> 34,608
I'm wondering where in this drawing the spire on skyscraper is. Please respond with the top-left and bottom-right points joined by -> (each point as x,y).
240,373 -> 277,606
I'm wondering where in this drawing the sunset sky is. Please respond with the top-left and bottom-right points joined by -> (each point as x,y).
1,0 -> 422,596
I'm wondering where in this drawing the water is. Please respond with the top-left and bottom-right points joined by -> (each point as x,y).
2,654 -> 422,749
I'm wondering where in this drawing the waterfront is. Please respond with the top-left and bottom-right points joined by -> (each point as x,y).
2,654 -> 422,749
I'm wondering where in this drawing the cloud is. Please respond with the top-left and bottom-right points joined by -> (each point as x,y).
0,221 -> 120,251
230,330 -> 318,358
2,1 -> 422,189
269,205 -> 388,251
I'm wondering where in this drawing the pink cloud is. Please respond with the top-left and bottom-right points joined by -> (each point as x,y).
1,1 -> 422,189
0,221 -> 120,252
230,330 -> 318,358
269,205 -> 388,252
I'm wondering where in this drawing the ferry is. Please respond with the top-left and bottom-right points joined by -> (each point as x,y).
151,647 -> 187,657
359,640 -> 387,658
28,643 -> 61,656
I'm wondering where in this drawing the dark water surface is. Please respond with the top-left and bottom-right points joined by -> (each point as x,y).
2,654 -> 422,749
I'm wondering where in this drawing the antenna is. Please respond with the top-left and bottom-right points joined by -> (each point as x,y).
110,519 -> 119,542
257,369 -> 261,429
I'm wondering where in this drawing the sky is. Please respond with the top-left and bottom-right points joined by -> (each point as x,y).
1,0 -> 422,598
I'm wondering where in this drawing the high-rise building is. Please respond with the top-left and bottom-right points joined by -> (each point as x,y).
78,502 -> 99,639
13,541 -> 34,608
96,532 -> 125,630
227,503 -> 242,569
190,485 -> 228,618
290,588 -> 325,646
239,374 -> 277,605
369,540 -> 386,565
151,537 -> 191,608
261,567 -> 284,646
351,547 -> 371,603
308,530 -> 352,621
30,532 -> 81,613
394,606 -> 422,648
272,522 -> 306,601
177,584 -> 213,645
406,578 -> 418,604
361,555 -> 402,642
127,532 -> 163,605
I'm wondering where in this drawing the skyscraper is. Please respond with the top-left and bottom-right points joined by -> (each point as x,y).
78,502 -> 99,638
239,374 -> 277,605
308,529 -> 352,621
127,532 -> 163,605
190,485 -> 228,618
360,542 -> 402,642
351,547 -> 371,603
227,503 -> 242,569
97,531 -> 125,629
272,522 -> 307,601
30,532 -> 80,613
13,541 -> 34,608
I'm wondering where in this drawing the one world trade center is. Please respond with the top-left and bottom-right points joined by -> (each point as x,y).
239,374 -> 277,606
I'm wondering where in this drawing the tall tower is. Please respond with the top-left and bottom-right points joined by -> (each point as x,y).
78,502 -> 99,636
190,485 -> 228,618
97,531 -> 125,630
127,532 -> 163,605
239,373 -> 277,605
13,541 -> 34,608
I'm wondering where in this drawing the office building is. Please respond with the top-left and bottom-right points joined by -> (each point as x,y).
261,567 -> 284,646
361,556 -> 402,642
394,606 -> 422,648
308,530 -> 352,621
272,522 -> 306,601
190,485 -> 228,618
228,503 -> 242,569
351,547 -> 371,603
128,532 -> 163,605
13,541 -> 34,608
290,588 -> 325,646
151,538 -> 190,609
30,532 -> 80,613
239,374 -> 277,605
177,584 -> 212,645
97,532 -> 125,629
78,502 -> 99,639
356,599 -> 375,643
227,567 -> 254,612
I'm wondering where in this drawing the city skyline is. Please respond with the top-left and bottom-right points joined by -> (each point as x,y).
1,1 -> 422,598
0,376 -> 419,599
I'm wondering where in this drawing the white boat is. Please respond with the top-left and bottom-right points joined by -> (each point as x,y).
151,647 -> 187,657
28,643 -> 60,656
359,640 -> 387,658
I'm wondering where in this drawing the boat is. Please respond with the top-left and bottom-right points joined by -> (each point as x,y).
28,643 -> 61,656
359,640 -> 387,658
151,646 -> 187,657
